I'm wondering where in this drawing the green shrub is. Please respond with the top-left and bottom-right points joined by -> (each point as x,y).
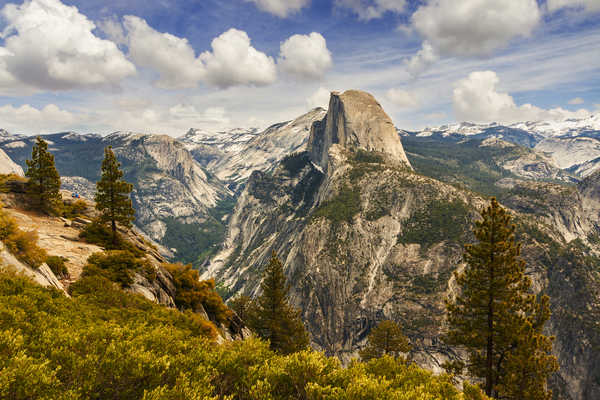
313,184 -> 361,223
353,149 -> 384,164
281,152 -> 310,176
61,199 -> 88,219
81,250 -> 154,288
4,230 -> 47,269
0,203 -> 47,268
398,198 -> 470,250
79,220 -> 143,255
164,262 -> 232,324
0,174 -> 27,193
45,256 -> 68,279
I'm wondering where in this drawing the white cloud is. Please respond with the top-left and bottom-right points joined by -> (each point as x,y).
120,16 -> 204,89
278,33 -> 333,80
386,88 -> 419,108
547,0 -> 600,13
0,103 -> 76,133
306,87 -> 331,109
109,18 -> 277,90
412,0 -> 541,56
568,97 -> 585,105
336,0 -> 406,20
405,41 -> 438,76
199,29 -> 278,88
245,0 -> 310,17
0,0 -> 135,93
453,70 -> 592,124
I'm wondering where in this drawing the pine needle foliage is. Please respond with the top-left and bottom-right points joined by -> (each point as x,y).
95,146 -> 135,245
249,251 -> 309,354
25,136 -> 61,214
359,320 -> 411,361
445,198 -> 558,399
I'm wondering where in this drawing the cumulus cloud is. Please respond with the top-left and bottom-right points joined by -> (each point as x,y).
120,16 -> 204,89
0,103 -> 77,133
107,17 -> 277,89
386,88 -> 419,108
412,0 -> 541,57
199,29 -> 277,88
278,33 -> 332,80
547,0 -> 600,13
306,87 -> 331,109
0,0 -> 135,93
405,41 -> 438,76
453,70 -> 592,124
245,0 -> 310,17
336,0 -> 406,20
569,97 -> 585,105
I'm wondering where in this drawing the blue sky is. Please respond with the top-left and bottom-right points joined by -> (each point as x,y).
0,0 -> 598,135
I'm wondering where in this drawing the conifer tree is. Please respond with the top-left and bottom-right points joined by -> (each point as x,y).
359,320 -> 411,361
249,251 -> 309,354
445,198 -> 557,399
95,146 -> 134,245
25,136 -> 61,214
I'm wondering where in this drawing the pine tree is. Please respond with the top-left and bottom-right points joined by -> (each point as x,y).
249,251 -> 309,354
445,198 -> 557,399
359,320 -> 411,361
95,146 -> 135,245
25,136 -> 61,214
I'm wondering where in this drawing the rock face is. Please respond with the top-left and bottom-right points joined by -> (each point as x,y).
183,108 -> 327,192
205,91 -> 600,400
308,91 -> 411,171
0,242 -> 67,295
0,148 -> 23,176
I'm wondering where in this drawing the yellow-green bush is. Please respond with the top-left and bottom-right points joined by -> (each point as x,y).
0,174 -> 27,193
0,270 -> 488,400
0,203 -> 47,268
45,256 -> 69,279
79,220 -> 144,255
164,262 -> 232,324
61,199 -> 88,219
81,250 -> 155,288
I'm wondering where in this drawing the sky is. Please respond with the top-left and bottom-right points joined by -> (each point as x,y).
0,0 -> 598,136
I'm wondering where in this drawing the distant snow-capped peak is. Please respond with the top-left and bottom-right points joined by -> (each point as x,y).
180,127 -> 260,151
416,114 -> 600,138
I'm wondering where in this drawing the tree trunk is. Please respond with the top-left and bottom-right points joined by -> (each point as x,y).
486,222 -> 496,397
111,219 -> 117,245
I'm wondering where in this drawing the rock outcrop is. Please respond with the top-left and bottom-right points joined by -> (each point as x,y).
0,242 -> 67,295
308,90 -> 411,171
0,148 -> 23,176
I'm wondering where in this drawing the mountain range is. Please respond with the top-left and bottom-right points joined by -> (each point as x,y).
2,93 -> 600,399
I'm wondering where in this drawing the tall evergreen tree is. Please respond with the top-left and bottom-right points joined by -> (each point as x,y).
249,251 -> 309,354
445,198 -> 557,399
95,146 -> 135,245
359,320 -> 411,361
25,136 -> 62,214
